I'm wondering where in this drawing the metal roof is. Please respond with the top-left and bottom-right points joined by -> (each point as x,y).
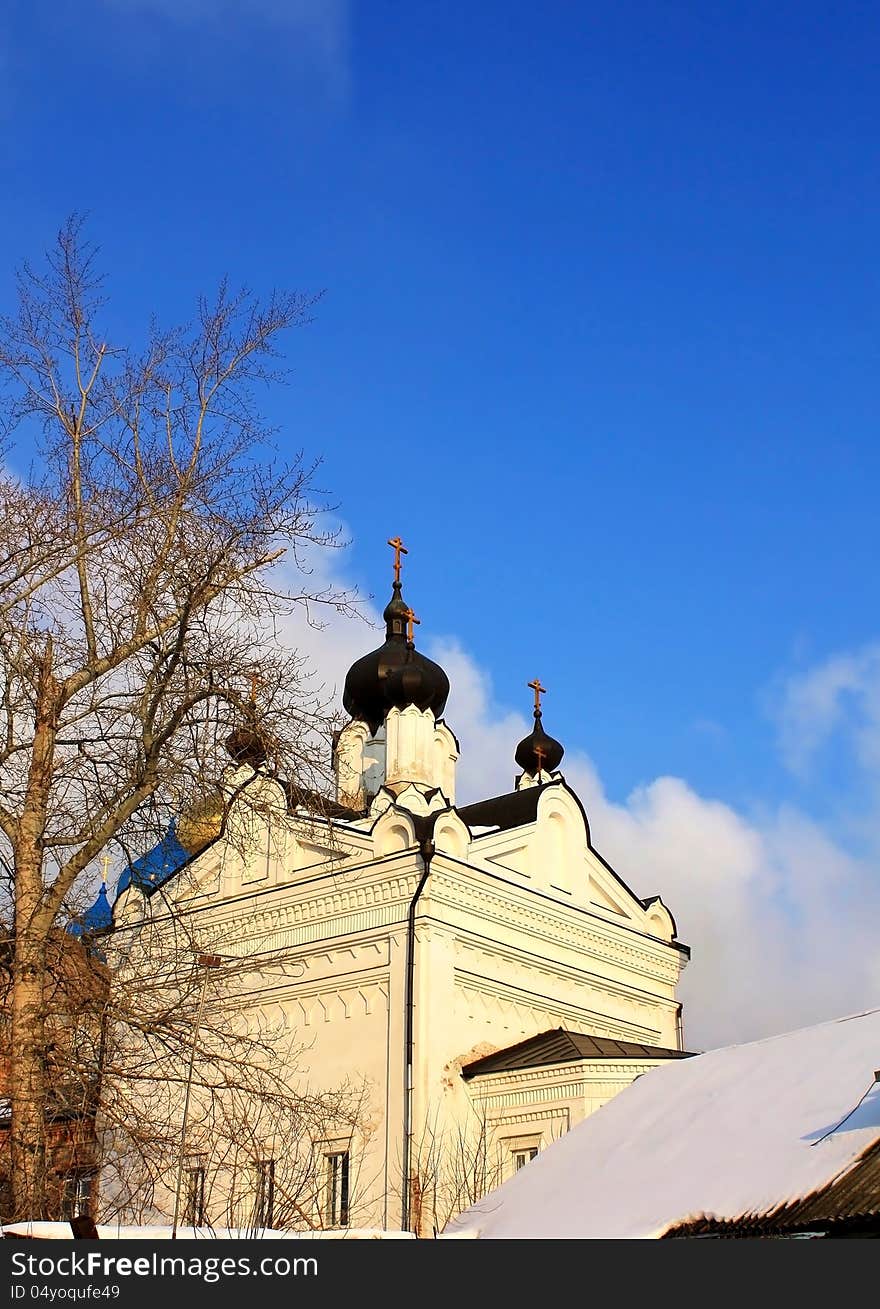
457,787 -> 543,833
461,1027 -> 693,1078
114,823 -> 191,899
66,883 -> 112,937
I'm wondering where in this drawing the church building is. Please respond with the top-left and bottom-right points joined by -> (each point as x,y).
107,540 -> 691,1234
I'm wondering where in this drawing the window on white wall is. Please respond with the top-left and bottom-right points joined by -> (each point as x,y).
323,1149 -> 350,1227
513,1146 -> 538,1171
184,1164 -> 207,1226
501,1133 -> 542,1180
61,1172 -> 94,1219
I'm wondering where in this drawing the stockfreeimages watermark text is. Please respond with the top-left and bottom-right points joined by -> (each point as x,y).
9,1251 -> 317,1285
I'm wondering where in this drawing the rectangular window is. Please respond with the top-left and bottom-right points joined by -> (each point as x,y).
324,1150 -> 349,1227
61,1173 -> 94,1220
502,1133 -> 542,1180
254,1158 -> 275,1229
184,1165 -> 206,1226
513,1147 -> 538,1171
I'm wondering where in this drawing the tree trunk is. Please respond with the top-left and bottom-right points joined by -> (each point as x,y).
10,642 -> 59,1219
10,923 -> 49,1219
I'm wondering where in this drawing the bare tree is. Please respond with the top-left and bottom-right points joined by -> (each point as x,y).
402,1105 -> 502,1237
92,917 -> 373,1232
0,217 -> 357,1219
0,927 -> 107,1222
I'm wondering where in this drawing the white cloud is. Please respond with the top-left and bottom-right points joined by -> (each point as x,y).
267,533 -> 382,712
434,635 -> 880,1053
432,638 -> 533,803
773,642 -> 880,777
274,547 -> 880,1054
580,776 -> 880,1051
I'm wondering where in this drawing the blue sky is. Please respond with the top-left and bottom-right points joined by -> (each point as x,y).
2,1 -> 878,1045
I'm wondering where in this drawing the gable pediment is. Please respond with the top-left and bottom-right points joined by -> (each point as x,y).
587,875 -> 630,917
485,844 -> 530,876
582,845 -> 650,925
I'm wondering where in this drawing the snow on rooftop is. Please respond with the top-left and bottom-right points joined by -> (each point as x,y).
443,1007 -> 880,1240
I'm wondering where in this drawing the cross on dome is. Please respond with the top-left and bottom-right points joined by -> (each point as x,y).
341,539 -> 450,735
515,676 -> 564,778
404,607 -> 420,643
387,535 -> 408,583
528,677 -> 547,714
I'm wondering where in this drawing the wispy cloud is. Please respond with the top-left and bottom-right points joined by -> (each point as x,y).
773,642 -> 880,777
101,0 -> 351,95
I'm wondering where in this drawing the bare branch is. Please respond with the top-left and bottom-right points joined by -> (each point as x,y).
0,217 -> 352,1220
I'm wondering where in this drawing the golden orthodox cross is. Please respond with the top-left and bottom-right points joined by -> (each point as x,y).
534,744 -> 547,772
101,852 -> 111,883
388,535 -> 408,583
404,607 -> 420,643
528,677 -> 547,714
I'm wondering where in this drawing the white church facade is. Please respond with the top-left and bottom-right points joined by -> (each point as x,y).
106,544 -> 691,1234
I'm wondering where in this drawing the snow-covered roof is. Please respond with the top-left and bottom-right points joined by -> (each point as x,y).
443,1007 -> 880,1240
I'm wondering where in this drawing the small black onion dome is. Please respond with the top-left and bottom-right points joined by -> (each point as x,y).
225,725 -> 268,769
342,582 -> 449,735
515,710 -> 564,777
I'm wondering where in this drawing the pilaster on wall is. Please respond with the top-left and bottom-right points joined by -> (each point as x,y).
385,705 -> 436,788
385,707 -> 459,795
333,709 -> 459,802
334,720 -> 386,808
432,722 -> 458,804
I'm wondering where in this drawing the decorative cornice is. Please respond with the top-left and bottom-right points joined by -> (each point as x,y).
466,1059 -> 671,1094
281,976 -> 390,1024
471,1081 -> 613,1109
455,974 -> 660,1043
485,1107 -> 568,1131
119,866 -> 422,956
451,933 -> 680,1012
162,841 -> 683,986
194,900 -> 410,955
427,866 -> 682,986
467,1060 -> 663,1110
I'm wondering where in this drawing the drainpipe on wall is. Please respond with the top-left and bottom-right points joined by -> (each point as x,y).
400,834 -> 434,1233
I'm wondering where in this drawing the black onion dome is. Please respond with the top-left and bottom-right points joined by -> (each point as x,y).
225,725 -> 268,769
515,710 -> 564,777
384,647 -> 450,718
342,582 -> 449,735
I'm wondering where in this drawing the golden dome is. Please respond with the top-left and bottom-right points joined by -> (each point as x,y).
176,789 -> 225,854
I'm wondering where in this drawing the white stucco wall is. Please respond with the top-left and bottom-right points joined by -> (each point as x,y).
107,754 -> 687,1233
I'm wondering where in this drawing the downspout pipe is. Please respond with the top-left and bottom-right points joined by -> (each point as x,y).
401,833 -> 434,1233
